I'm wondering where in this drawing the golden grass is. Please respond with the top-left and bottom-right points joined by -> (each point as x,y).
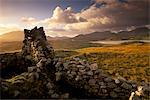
75,43 -> 150,83
76,44 -> 150,54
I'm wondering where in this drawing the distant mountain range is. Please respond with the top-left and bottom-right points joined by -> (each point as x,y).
0,27 -> 149,42
71,27 -> 150,41
47,36 -> 69,40
0,31 -> 69,42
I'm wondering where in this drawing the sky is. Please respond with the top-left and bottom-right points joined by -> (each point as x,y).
0,0 -> 149,37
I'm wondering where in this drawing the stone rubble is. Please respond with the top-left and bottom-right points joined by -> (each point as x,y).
55,57 -> 150,99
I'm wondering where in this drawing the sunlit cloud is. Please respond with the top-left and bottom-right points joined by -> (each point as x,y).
21,17 -> 38,25
49,6 -> 87,23
94,0 -> 118,4
64,17 -> 113,31
18,0 -> 148,37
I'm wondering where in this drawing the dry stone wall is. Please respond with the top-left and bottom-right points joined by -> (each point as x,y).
55,58 -> 150,99
1,27 -> 66,99
22,27 -> 54,63
1,27 -> 150,99
0,52 -> 30,78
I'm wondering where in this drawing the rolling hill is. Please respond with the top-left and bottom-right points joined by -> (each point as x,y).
0,31 -> 24,42
71,27 -> 150,41
71,31 -> 116,41
117,27 -> 150,40
0,31 -> 69,42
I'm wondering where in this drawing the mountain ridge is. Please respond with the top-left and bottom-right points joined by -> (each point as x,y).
71,27 -> 149,41
0,31 -> 69,42
0,27 -> 149,42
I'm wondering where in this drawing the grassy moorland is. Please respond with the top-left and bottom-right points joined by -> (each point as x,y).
55,43 -> 150,83
73,43 -> 150,83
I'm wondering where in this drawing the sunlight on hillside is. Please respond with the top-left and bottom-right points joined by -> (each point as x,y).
76,44 -> 150,54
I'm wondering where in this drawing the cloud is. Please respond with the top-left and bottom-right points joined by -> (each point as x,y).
20,0 -> 149,36
126,26 -> 136,31
94,0 -> 117,4
0,24 -> 21,35
46,6 -> 87,24
65,0 -> 148,32
42,6 -> 114,33
64,17 -> 113,31
47,28 -> 66,32
20,6 -> 87,35
21,17 -> 38,25
45,28 -> 78,37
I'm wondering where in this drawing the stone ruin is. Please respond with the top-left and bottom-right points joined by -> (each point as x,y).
0,27 -> 150,99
